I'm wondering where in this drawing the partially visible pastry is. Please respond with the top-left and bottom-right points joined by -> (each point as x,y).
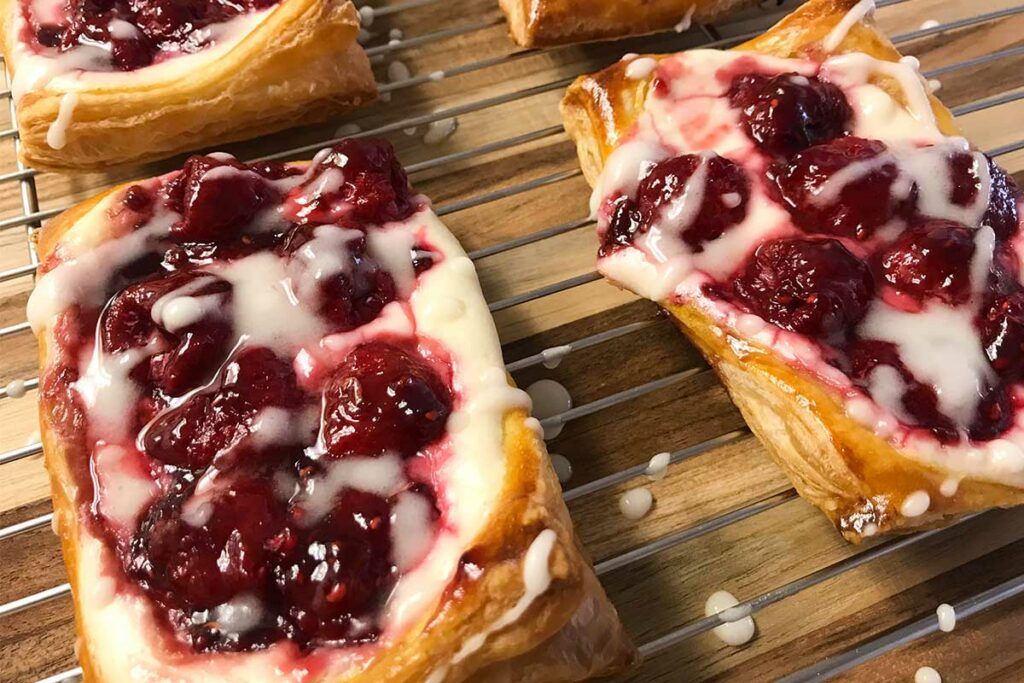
29,138 -> 636,680
1,0 -> 376,171
499,0 -> 755,47
561,0 -> 1024,541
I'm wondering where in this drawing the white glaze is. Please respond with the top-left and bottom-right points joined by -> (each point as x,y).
549,453 -> 573,483
821,0 -> 875,52
919,19 -> 940,30
526,379 -> 572,439
540,344 -> 571,369
704,590 -> 756,646
645,451 -> 671,480
4,379 -> 27,398
936,603 -> 956,632
674,4 -> 696,32
915,666 -> 942,683
45,91 -> 78,149
423,118 -> 458,145
390,491 -> 436,572
618,487 -> 654,520
900,490 -> 931,517
625,57 -> 658,80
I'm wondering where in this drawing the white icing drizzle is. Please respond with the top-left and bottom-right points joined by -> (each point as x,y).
900,490 -> 931,517
674,5 -> 696,32
107,18 -> 140,39
936,603 -> 956,632
4,379 -> 27,398
821,0 -> 875,52
705,590 -> 756,646
625,57 -> 659,80
423,118 -> 458,145
366,227 -> 417,297
526,379 -> 572,440
939,477 -> 960,497
450,529 -> 557,665
619,487 -> 654,520
74,336 -> 163,443
293,454 -> 406,524
915,666 -> 942,683
540,344 -> 571,369
203,594 -> 264,635
645,451 -> 671,480
93,444 -> 159,531
390,491 -> 436,572
549,453 -> 573,483
46,92 -> 79,149
919,19 -> 940,30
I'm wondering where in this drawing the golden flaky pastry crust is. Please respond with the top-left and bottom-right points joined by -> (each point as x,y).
35,179 -> 636,682
560,0 -> 1024,542
1,0 -> 377,171
499,0 -> 755,47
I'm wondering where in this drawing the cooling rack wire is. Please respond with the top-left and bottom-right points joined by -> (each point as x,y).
2,0 -> 1024,679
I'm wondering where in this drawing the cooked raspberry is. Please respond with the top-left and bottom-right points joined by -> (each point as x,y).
733,237 -> 874,341
773,137 -> 911,240
143,347 -> 303,470
728,73 -> 852,157
100,270 -> 233,396
166,156 -> 272,241
273,490 -> 394,642
846,340 -> 959,443
285,139 -> 415,226
968,385 -> 1013,441
282,225 -> 397,332
598,195 -> 644,256
632,153 -> 750,252
876,220 -> 976,307
128,478 -> 291,611
984,159 -> 1022,240
980,290 -> 1024,381
322,342 -> 452,458
122,184 -> 153,212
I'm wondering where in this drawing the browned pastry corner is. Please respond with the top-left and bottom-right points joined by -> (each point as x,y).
559,0 -> 1024,542
1,0 -> 376,171
499,0 -> 756,47
33,148 -> 636,680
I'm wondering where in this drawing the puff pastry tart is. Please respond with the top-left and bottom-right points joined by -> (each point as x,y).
1,0 -> 376,171
499,0 -> 753,47
561,0 -> 1024,541
28,138 -> 636,681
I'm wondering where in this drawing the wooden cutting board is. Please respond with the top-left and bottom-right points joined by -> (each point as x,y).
2,0 -> 1024,679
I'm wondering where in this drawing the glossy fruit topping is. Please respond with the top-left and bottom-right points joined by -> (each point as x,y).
980,290 -> 1024,382
876,220 -> 977,308
773,137 -> 911,241
281,225 -> 397,332
983,159 -> 1023,240
732,237 -> 874,341
728,73 -> 852,157
286,139 -> 416,227
31,0 -> 281,71
322,341 -> 452,458
632,153 -> 750,252
142,347 -> 305,470
846,339 -> 959,442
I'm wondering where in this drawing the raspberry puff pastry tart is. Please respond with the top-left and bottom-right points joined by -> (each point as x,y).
500,0 -> 753,47
1,0 -> 375,171
561,0 -> 1024,541
28,138 -> 636,681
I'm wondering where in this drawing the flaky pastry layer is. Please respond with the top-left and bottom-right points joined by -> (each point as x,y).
2,0 -> 377,171
35,180 -> 636,682
559,0 -> 1024,541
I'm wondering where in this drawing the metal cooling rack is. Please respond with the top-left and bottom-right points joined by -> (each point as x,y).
2,0 -> 1024,679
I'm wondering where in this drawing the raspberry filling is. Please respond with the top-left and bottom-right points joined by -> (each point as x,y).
596,51 -> 1024,448
21,0 -> 280,71
36,139 -> 464,654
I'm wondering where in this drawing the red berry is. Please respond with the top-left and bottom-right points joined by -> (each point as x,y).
773,137 -> 911,241
876,220 -> 976,307
733,237 -> 874,341
728,73 -> 852,157
286,139 -> 415,226
322,342 -> 452,458
632,153 -> 750,253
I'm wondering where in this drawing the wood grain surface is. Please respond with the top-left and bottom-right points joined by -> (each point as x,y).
2,0 -> 1024,680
